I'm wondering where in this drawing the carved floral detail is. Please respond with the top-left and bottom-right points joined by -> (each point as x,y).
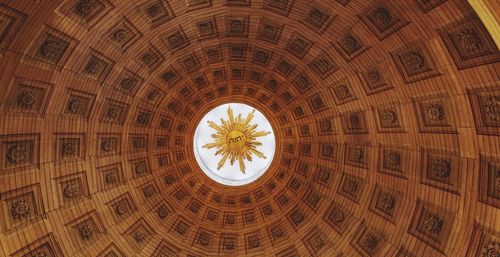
133,230 -> 146,242
135,162 -> 147,175
61,141 -> 77,156
112,29 -> 128,42
380,109 -> 398,125
10,200 -> 30,219
105,173 -> 116,184
379,193 -> 396,212
291,210 -> 304,225
341,35 -> 361,54
141,52 -> 155,66
67,99 -> 83,114
198,232 -> 211,246
345,179 -> 359,194
84,58 -> 106,75
349,114 -> 361,128
115,201 -> 128,216
430,159 -> 451,179
106,107 -> 119,120
403,51 -> 425,71
31,251 -> 48,257
120,78 -> 136,90
319,120 -> 333,133
223,238 -> 235,250
229,20 -> 245,33
38,37 -> 67,62
136,112 -> 150,125
248,235 -> 260,248
481,238 -> 499,257
6,144 -> 28,164
458,29 -> 483,53
17,90 -> 37,109
78,223 -> 94,240
63,182 -> 80,199
373,6 -> 392,26
158,156 -> 168,166
157,205 -> 169,219
367,69 -> 381,83
310,233 -> 326,252
426,103 -> 445,121
386,151 -> 401,168
351,148 -> 364,162
424,213 -> 443,235
362,234 -> 380,251
308,8 -> 328,27
101,139 -> 112,152
335,85 -> 350,98
147,4 -> 162,18
485,96 -> 500,121
74,0 -> 99,18
272,227 -> 284,239
175,222 -> 187,235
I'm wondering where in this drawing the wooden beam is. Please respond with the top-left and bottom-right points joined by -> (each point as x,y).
468,0 -> 500,48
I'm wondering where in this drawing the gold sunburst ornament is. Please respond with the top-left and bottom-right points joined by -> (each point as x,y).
202,106 -> 271,174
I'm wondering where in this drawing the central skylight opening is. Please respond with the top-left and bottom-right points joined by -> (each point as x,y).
193,103 -> 276,186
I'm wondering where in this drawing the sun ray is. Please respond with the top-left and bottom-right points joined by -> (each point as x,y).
202,105 -> 271,174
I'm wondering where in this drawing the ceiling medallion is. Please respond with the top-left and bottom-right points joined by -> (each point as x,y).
194,103 -> 276,186
203,105 -> 270,174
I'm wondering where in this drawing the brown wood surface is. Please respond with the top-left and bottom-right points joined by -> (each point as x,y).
0,0 -> 499,256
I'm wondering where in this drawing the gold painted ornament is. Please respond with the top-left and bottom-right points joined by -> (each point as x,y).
203,106 -> 271,174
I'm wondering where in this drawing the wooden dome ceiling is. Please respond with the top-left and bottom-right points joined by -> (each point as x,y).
0,0 -> 499,256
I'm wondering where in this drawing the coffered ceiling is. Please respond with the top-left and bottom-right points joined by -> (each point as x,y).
0,0 -> 499,256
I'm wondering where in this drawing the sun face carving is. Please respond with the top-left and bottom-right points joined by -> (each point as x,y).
202,106 -> 271,174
